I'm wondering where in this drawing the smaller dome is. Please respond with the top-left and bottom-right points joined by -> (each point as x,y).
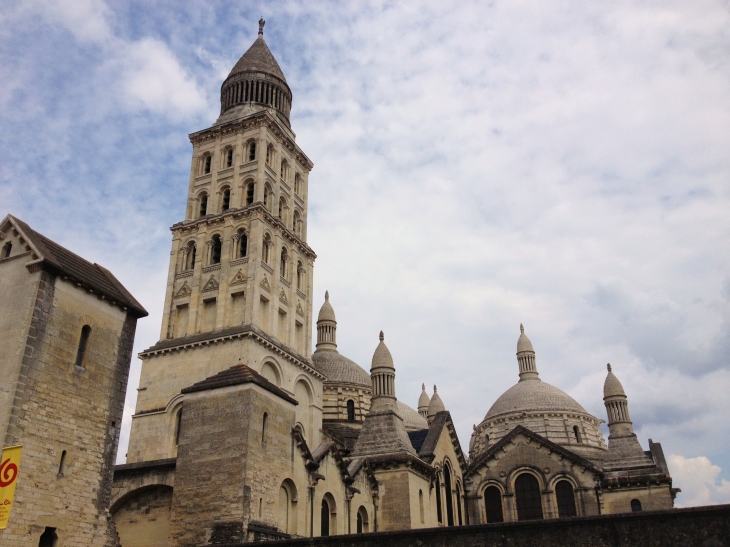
312,350 -> 370,387
603,363 -> 626,398
397,401 -> 429,431
372,331 -> 394,370
427,385 -> 446,417
517,323 -> 534,353
418,383 -> 431,410
317,291 -> 336,322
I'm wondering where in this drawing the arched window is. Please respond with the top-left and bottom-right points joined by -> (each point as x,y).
419,489 -> 425,524
444,464 -> 454,526
515,473 -> 543,521
266,144 -> 274,166
435,477 -> 443,523
58,450 -> 66,476
278,197 -> 286,221
280,159 -> 287,181
555,480 -> 577,517
320,498 -> 330,536
456,483 -> 463,525
1,242 -> 11,259
246,182 -> 255,205
75,325 -> 91,368
484,486 -> 504,523
280,247 -> 288,278
38,527 -> 58,547
262,234 -> 271,264
296,262 -> 304,291
186,241 -> 196,270
294,173 -> 302,195
347,399 -> 355,422
203,154 -> 212,174
631,499 -> 642,512
357,506 -> 368,533
175,408 -> 183,446
264,185 -> 271,210
221,189 -> 230,212
210,235 -> 222,265
248,142 -> 256,162
293,210 -> 301,236
199,193 -> 208,217
238,230 -> 248,258
262,412 -> 268,444
573,425 -> 582,443
225,148 -> 233,168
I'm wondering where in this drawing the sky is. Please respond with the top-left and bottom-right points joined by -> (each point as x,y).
1,0 -> 729,508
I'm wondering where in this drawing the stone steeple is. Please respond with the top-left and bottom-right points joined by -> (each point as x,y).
315,291 -> 337,351
351,332 -> 416,457
517,324 -> 539,381
427,385 -> 446,424
602,364 -> 648,466
417,383 -> 430,419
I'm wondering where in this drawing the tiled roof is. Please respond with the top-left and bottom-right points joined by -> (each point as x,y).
181,364 -> 298,405
485,379 -> 590,420
228,35 -> 287,83
312,349 -> 371,387
7,215 -> 147,317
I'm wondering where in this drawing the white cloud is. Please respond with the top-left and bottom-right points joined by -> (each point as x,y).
669,454 -> 730,507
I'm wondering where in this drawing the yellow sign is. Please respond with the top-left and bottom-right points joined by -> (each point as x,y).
0,446 -> 22,530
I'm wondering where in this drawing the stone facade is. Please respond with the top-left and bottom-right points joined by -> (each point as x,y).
0,215 -> 146,547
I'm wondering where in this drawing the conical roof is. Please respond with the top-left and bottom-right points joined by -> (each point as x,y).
427,385 -> 446,417
517,323 -> 534,353
317,291 -> 336,322
418,383 -> 431,409
603,363 -> 626,398
371,331 -> 394,370
228,32 -> 287,83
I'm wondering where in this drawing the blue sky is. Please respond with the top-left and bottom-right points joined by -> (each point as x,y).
2,1 -> 729,506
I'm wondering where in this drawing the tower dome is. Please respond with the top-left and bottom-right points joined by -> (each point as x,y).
217,19 -> 293,126
317,291 -> 336,322
417,383 -> 430,419
603,363 -> 626,397
427,385 -> 446,423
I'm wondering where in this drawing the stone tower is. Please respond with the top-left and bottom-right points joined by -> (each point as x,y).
126,20 -> 321,463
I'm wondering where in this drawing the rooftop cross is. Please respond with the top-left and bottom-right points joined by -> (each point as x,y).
258,18 -> 265,35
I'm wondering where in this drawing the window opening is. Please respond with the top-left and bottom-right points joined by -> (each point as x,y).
279,197 -> 285,219
484,486 -> 504,523
262,234 -> 271,264
515,473 -> 543,521
222,189 -> 230,212
347,400 -> 355,422
57,450 -> 66,476
456,484 -> 463,525
444,464 -> 454,526
419,490 -> 425,524
555,480 -> 577,517
296,262 -> 304,291
75,325 -> 91,368
631,499 -> 642,512
293,210 -> 301,236
321,499 -> 330,536
226,148 -> 233,168
238,231 -> 248,258
38,527 -> 58,547
356,510 -> 362,534
210,235 -> 222,265
186,242 -> 196,270
573,425 -> 582,443
199,194 -> 208,217
280,247 -> 288,278
262,412 -> 268,444
246,183 -> 255,205
264,186 -> 270,210
248,142 -> 256,162
1,242 -> 11,259
175,409 -> 183,446
203,154 -> 211,174
436,477 -> 443,523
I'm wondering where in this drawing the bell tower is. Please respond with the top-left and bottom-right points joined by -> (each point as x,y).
126,22 -> 323,464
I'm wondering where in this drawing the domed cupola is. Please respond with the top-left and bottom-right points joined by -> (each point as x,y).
427,385 -> 446,424
218,19 -> 293,126
417,384 -> 430,419
517,324 -> 538,381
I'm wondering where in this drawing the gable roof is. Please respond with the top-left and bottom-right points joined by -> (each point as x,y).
467,425 -> 603,476
407,429 -> 429,453
181,364 -> 297,405
3,215 -> 147,317
417,411 -> 468,473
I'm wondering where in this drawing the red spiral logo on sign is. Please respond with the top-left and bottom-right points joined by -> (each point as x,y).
0,458 -> 18,487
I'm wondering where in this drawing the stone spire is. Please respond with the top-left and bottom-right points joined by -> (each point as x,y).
417,383 -> 431,419
516,324 -> 539,381
351,332 -> 416,457
315,291 -> 337,351
603,363 -> 632,436
427,385 -> 446,424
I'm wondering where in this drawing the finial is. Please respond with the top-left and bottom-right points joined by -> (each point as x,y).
379,330 -> 384,342
433,385 -> 438,393
422,383 -> 425,390
258,18 -> 265,35
520,323 -> 524,334
607,363 -> 612,372
325,290 -> 329,301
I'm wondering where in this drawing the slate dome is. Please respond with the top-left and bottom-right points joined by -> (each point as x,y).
485,379 -> 589,421
312,350 -> 371,387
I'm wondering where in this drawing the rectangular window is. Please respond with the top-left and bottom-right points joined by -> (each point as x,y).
278,309 -> 288,345
202,299 -> 217,332
230,292 -> 245,326
175,304 -> 189,338
259,296 -> 270,330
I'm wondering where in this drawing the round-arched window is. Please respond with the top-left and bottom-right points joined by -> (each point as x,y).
515,473 -> 543,521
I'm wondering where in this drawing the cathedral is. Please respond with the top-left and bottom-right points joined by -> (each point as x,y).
0,20 -> 677,547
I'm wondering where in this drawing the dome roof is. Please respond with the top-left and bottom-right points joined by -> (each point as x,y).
317,291 -> 336,322
603,363 -> 626,398
312,349 -> 371,387
397,401 -> 429,431
372,331 -> 394,370
228,32 -> 287,83
427,385 -> 446,417
418,383 -> 430,409
485,379 -> 589,420
517,323 -> 534,353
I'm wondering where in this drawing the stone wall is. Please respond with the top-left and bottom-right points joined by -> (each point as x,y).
211,504 -> 730,547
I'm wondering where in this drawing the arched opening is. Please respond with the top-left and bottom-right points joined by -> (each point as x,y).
573,425 -> 582,443
186,241 -> 196,270
260,362 -> 280,386
279,197 -> 286,221
295,380 -> 312,439
262,234 -> 271,264
266,144 -> 274,166
174,408 -> 183,446
456,483 -> 463,525
225,148 -> 233,168
248,142 -> 256,162
221,189 -> 230,212
631,499 -> 642,512
419,489 -> 425,524
264,185 -> 272,211
75,325 -> 91,368
38,527 -> 58,547
210,235 -> 222,265
444,464 -> 454,526
238,229 -> 248,258
57,450 -> 66,476
296,261 -> 304,291
357,506 -> 368,533
246,182 -> 255,205
320,498 -> 331,536
262,413 -> 268,444
294,173 -> 302,195
346,399 -> 355,422
278,479 -> 298,535
199,193 -> 208,217
203,154 -> 211,174
555,480 -> 577,517
435,476 -> 443,523
280,247 -> 288,278
293,210 -> 301,236
484,486 -> 504,523
515,473 -> 543,521
1,242 -> 11,259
